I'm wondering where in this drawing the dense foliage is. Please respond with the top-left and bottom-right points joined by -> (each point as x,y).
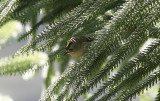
0,0 -> 160,101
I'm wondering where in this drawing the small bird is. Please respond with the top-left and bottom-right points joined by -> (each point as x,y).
65,36 -> 94,58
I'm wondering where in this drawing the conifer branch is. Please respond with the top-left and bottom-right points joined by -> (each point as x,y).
118,70 -> 160,101
0,52 -> 48,75
88,39 -> 160,101
0,0 -> 18,26
155,87 -> 160,101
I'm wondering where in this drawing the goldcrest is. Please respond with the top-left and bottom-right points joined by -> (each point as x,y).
65,36 -> 94,58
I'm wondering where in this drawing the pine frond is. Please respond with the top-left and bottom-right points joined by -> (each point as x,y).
0,0 -> 10,13
0,20 -> 22,48
40,71 -> 68,101
40,0 -> 160,100
0,52 -> 48,75
20,0 -> 123,53
17,0 -> 83,42
155,87 -> 160,101
87,39 -> 160,101
1,0 -> 160,100
67,28 -> 159,101
11,0 -> 54,23
40,0 -> 124,98
64,2 -> 160,101
17,0 -> 93,42
56,84 -> 70,101
98,51 -> 160,101
0,0 -> 18,26
118,70 -> 160,101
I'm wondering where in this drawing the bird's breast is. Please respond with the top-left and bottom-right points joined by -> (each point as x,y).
69,51 -> 83,59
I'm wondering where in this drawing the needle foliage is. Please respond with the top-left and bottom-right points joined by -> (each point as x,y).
0,0 -> 160,101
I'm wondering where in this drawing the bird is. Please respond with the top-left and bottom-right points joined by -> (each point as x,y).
65,36 -> 94,58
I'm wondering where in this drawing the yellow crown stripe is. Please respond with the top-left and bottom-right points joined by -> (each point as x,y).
66,40 -> 71,48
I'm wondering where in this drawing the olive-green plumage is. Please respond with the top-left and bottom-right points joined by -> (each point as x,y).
65,36 -> 94,58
